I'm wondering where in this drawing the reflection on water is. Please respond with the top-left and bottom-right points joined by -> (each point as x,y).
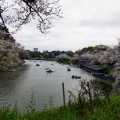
0,65 -> 30,108
0,60 -> 118,111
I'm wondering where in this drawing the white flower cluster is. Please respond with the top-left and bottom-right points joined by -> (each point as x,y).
0,39 -> 25,71
78,42 -> 120,85
56,53 -> 71,59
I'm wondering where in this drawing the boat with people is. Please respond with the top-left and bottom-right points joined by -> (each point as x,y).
46,69 -> 53,73
36,64 -> 40,66
67,68 -> 71,71
71,75 -> 81,79
67,66 -> 71,71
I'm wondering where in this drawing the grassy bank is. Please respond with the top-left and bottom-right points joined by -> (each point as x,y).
0,95 -> 120,120
57,59 -> 70,64
106,65 -> 114,74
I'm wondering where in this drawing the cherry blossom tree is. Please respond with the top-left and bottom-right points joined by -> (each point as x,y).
0,39 -> 30,71
78,52 -> 95,63
111,39 -> 120,84
77,42 -> 120,84
56,53 -> 71,60
0,0 -> 62,34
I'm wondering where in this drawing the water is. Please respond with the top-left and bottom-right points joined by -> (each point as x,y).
0,60 -> 110,111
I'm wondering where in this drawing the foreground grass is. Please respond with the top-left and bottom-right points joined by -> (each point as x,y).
0,95 -> 120,120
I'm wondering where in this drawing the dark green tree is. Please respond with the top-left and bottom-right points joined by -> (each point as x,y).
66,51 -> 74,57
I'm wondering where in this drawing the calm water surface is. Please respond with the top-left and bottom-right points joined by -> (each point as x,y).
0,60 -> 116,111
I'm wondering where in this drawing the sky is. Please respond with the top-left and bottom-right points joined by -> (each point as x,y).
10,0 -> 120,52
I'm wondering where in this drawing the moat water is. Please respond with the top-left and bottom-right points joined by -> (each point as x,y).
0,60 -> 119,111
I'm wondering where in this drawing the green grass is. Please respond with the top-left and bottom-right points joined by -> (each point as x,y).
0,95 -> 119,120
57,59 -> 70,64
86,95 -> 120,120
106,65 -> 114,74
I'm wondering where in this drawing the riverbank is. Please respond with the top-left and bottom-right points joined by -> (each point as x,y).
0,64 -> 29,81
0,95 -> 119,120
57,59 -> 115,79
57,59 -> 70,64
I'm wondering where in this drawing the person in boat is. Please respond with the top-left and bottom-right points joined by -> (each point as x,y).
72,75 -> 74,78
72,75 -> 81,79
36,64 -> 40,66
74,75 -> 77,78
46,69 -> 53,73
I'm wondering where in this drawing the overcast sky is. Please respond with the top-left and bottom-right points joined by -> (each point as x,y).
11,0 -> 120,52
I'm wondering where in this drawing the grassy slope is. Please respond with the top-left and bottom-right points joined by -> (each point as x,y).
0,95 -> 119,120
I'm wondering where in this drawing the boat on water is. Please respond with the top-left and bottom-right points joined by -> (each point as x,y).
36,64 -> 40,66
67,66 -> 71,71
67,68 -> 71,71
46,69 -> 53,73
71,75 -> 81,79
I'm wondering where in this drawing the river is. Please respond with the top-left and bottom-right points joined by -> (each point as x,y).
0,60 -> 119,111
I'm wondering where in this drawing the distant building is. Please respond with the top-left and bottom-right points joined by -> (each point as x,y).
33,48 -> 38,52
